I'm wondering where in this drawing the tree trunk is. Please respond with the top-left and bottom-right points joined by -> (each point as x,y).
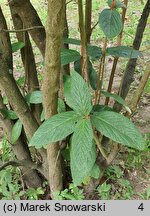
85,0 -> 92,43
8,0 -> 46,57
0,96 -> 42,188
43,0 -> 65,196
118,0 -> 150,101
0,6 -> 48,178
10,6 -> 42,124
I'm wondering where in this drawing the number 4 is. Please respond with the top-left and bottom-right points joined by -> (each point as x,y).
138,203 -> 144,211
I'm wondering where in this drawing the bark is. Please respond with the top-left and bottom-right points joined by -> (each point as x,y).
0,7 -> 12,70
8,0 -> 46,57
85,0 -> 92,43
63,4 -> 70,75
78,0 -> 89,80
10,6 -> 42,123
0,7 -> 48,177
0,95 -> 42,188
118,0 -> 150,101
43,0 -> 65,195
128,61 -> 150,113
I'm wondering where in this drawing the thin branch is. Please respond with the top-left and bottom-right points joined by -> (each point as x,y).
105,0 -> 128,105
0,26 -> 44,33
126,61 -> 150,116
91,21 -> 98,32
77,0 -> 89,80
66,0 -> 73,4
94,133 -> 108,161
95,38 -> 107,104
107,143 -> 119,165
0,159 -> 42,172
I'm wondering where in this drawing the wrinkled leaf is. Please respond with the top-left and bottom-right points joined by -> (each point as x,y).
106,46 -> 142,58
12,41 -> 25,53
58,98 -> 66,113
90,164 -> 101,179
87,45 -> 102,60
64,71 -> 92,115
25,91 -> 42,104
74,59 -> 98,90
61,48 -> 81,65
92,111 -> 145,150
11,119 -> 23,144
91,105 -> 113,113
107,0 -> 127,9
70,119 -> 96,185
0,109 -> 18,120
99,9 -> 122,38
144,79 -> 150,94
29,111 -> 81,148
40,109 -> 45,122
102,91 -> 131,113
63,38 -> 81,45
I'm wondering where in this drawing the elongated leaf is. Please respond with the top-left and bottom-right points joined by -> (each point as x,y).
90,164 -> 101,179
89,68 -> 98,90
87,45 -> 102,60
99,9 -> 122,38
107,0 -> 127,9
144,78 -> 150,94
64,71 -> 92,115
40,109 -> 45,122
70,119 -> 96,185
0,109 -> 18,120
102,91 -> 131,113
74,59 -> 98,90
11,120 -> 22,144
63,38 -> 81,45
25,91 -> 42,104
106,46 -> 142,58
12,42 -> 25,53
91,105 -> 113,113
63,38 -> 102,60
29,111 -> 81,148
92,111 -> 145,150
58,98 -> 66,113
61,49 -> 81,65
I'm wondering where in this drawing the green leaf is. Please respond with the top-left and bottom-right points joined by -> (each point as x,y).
57,98 -> 66,113
92,111 -> 145,150
101,91 -> 131,113
63,38 -> 81,45
40,109 -> 45,122
89,68 -> 98,90
107,0 -> 127,9
99,9 -> 122,38
29,111 -> 81,148
87,45 -> 102,60
74,59 -> 98,90
61,49 -> 81,65
90,164 -> 101,179
0,109 -> 18,120
70,119 -> 96,185
91,105 -> 113,113
144,78 -> 150,94
106,46 -> 142,58
11,42 -> 25,53
11,119 -> 22,144
63,38 -> 102,60
40,98 -> 66,121
25,91 -> 42,104
64,71 -> 92,115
